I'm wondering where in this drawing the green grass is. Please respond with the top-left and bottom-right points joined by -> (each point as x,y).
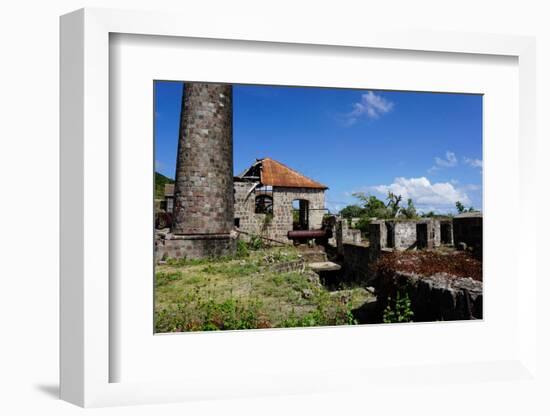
155,245 -> 373,332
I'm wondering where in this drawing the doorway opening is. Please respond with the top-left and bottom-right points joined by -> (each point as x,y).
292,199 -> 309,230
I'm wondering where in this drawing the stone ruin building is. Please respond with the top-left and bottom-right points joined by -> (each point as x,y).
368,218 -> 454,251
234,158 -> 328,244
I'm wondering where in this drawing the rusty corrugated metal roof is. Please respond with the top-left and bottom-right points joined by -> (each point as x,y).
259,158 -> 328,190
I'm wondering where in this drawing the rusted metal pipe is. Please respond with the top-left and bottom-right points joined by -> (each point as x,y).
287,229 -> 327,239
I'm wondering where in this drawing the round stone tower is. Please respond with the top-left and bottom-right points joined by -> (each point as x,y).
169,82 -> 235,258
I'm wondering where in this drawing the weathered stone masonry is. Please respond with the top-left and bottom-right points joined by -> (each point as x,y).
370,218 -> 453,251
167,82 -> 236,258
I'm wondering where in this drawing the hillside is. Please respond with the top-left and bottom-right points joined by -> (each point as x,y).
155,172 -> 174,199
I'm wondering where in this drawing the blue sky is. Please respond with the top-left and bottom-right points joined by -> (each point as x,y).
155,81 -> 482,214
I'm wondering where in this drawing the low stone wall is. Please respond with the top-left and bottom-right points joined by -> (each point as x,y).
267,259 -> 305,274
156,233 -> 236,260
376,271 -> 483,321
342,221 -> 362,244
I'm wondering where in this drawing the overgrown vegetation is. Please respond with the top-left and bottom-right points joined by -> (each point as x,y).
154,171 -> 174,199
382,290 -> 414,323
155,245 -> 372,332
340,191 -> 420,237
455,201 -> 476,214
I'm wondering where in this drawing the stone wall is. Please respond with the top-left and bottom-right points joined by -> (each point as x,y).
432,219 -> 441,247
341,220 -> 362,244
267,259 -> 306,274
392,221 -> 417,250
234,183 -> 325,244
335,218 -> 362,255
234,181 -> 263,237
342,243 -> 376,284
376,271 -> 483,321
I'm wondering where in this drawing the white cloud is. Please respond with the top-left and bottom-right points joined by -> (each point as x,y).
464,157 -> 483,169
460,184 -> 481,192
373,176 -> 471,209
345,91 -> 394,125
428,151 -> 457,173
435,151 -> 458,167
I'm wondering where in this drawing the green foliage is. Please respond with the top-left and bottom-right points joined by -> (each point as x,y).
155,271 -> 182,287
200,262 -> 260,277
455,201 -> 465,214
154,172 -> 174,199
165,256 -> 230,267
236,239 -> 250,258
340,204 -> 365,220
352,193 -> 390,219
383,290 -> 414,323
292,209 -> 300,224
399,198 -> 418,219
248,234 -> 265,251
354,216 -> 371,236
156,297 -> 270,332
346,192 -> 418,225
281,292 -> 358,328
386,192 -> 402,218
155,246 -> 372,333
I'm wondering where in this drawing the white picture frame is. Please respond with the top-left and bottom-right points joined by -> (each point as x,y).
60,8 -> 538,408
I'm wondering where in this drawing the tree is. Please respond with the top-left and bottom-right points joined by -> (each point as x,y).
340,204 -> 365,220
400,198 -> 418,219
352,193 -> 390,218
386,192 -> 402,218
455,201 -> 466,214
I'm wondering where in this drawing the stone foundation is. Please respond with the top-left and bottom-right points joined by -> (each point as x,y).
156,233 -> 236,261
376,271 -> 483,321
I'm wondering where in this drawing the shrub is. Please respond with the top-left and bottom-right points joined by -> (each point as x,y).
248,234 -> 264,251
383,290 -> 414,323
354,215 -> 371,237
236,239 -> 250,258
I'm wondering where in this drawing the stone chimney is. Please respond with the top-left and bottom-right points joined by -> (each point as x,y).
169,82 -> 235,258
